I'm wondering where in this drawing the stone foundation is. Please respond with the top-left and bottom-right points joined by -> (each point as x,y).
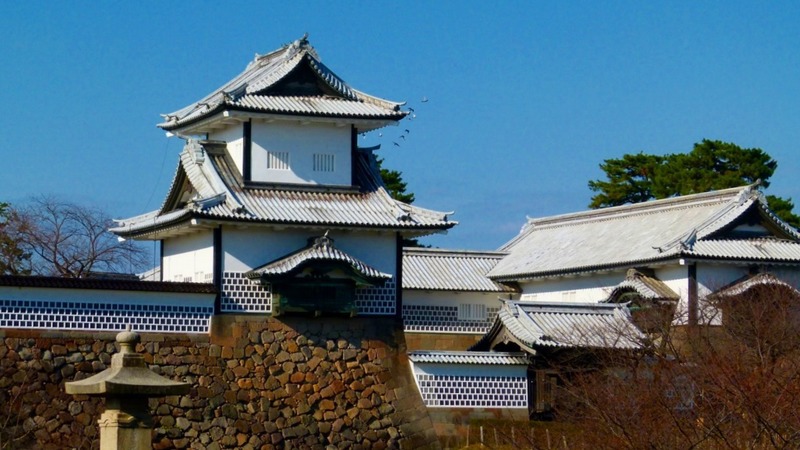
0,316 -> 439,449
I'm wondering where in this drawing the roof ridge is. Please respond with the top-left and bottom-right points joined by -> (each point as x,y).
701,236 -> 797,242
529,185 -> 749,229
515,300 -> 624,310
403,248 -> 507,258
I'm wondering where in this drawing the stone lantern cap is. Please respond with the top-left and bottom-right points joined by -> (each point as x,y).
65,328 -> 190,397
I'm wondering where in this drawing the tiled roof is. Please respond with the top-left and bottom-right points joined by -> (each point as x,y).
710,272 -> 800,298
489,185 -> 800,281
0,275 -> 217,294
472,301 -> 644,352
402,248 -> 517,292
408,350 -> 529,365
608,268 -> 679,301
246,234 -> 391,283
233,95 -> 403,118
687,239 -> 800,261
159,35 -> 406,132
111,140 -> 455,238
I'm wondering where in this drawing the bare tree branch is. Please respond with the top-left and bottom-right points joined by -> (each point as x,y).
10,196 -> 148,277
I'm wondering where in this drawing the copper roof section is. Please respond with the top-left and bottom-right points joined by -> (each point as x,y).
402,248 -> 517,292
158,35 -> 406,132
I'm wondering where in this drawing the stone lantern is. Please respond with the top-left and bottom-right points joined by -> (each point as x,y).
65,328 -> 190,450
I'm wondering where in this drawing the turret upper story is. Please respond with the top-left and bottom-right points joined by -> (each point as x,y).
112,37 -> 455,242
158,35 -> 407,188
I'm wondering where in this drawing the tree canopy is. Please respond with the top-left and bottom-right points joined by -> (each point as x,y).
588,139 -> 800,227
0,202 -> 31,275
376,157 -> 415,205
375,157 -> 426,247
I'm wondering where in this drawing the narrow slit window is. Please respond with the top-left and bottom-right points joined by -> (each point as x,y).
313,153 -> 335,172
267,151 -> 290,170
561,291 -> 577,301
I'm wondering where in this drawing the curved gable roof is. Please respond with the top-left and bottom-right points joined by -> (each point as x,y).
471,300 -> 644,352
245,234 -> 391,285
607,268 -> 680,302
159,35 -> 406,132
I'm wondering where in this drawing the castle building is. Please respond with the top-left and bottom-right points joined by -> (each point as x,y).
111,36 -> 455,318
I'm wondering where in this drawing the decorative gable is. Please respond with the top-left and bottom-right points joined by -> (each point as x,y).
246,233 -> 391,317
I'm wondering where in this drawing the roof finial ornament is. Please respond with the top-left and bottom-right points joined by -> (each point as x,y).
313,231 -> 333,250
292,33 -> 309,50
680,229 -> 697,250
185,139 -> 205,165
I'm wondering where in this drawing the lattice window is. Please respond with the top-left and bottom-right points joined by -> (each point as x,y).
266,151 -> 290,170
0,299 -> 212,333
313,153 -> 335,172
403,304 -> 499,333
415,373 -> 528,408
221,272 -> 272,313
355,278 -> 396,315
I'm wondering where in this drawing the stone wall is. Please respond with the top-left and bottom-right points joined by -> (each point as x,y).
0,316 -> 440,449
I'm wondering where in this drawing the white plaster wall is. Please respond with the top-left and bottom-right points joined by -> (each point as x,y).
250,121 -> 351,185
209,125 -> 244,175
222,227 -> 396,275
653,264 -> 691,324
769,266 -> 800,288
655,265 -> 689,301
517,271 -> 626,303
696,263 -> 751,324
403,290 -> 507,309
697,264 -> 749,295
162,232 -> 214,282
0,286 -> 214,308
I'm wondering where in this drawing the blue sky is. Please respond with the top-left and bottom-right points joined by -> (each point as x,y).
2,2 -> 799,250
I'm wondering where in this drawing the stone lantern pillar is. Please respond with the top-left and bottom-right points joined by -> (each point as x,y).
65,329 -> 190,450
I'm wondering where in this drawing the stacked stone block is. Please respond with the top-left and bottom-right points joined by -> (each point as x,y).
0,317 -> 439,450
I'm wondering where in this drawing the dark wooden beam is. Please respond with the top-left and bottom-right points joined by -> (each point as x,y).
243,120 -> 252,182
213,226 -> 223,314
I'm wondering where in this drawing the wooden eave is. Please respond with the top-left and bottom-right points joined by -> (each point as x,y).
164,106 -> 402,136
123,215 -> 452,241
